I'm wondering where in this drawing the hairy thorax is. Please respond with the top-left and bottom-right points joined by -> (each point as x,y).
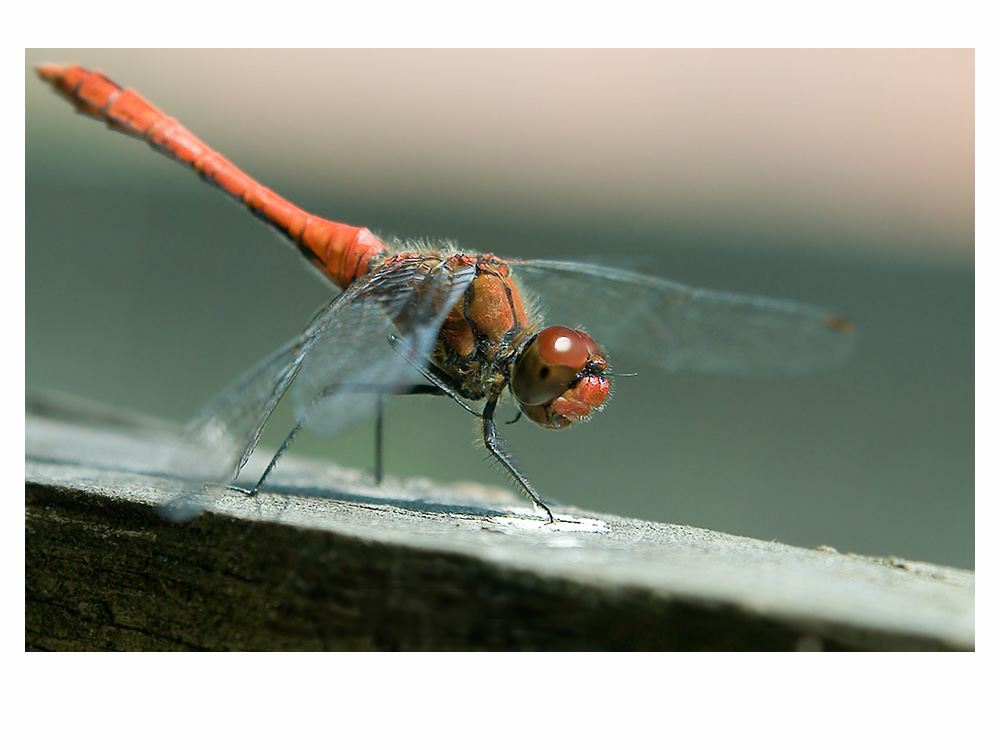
433,255 -> 541,401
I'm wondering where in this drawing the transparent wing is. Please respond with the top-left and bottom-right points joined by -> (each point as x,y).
509,259 -> 856,376
291,256 -> 474,435
167,257 -> 474,516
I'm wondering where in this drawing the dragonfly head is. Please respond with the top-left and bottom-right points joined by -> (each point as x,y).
510,326 -> 611,429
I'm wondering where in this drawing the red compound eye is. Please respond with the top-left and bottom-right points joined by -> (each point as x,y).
511,326 -> 602,407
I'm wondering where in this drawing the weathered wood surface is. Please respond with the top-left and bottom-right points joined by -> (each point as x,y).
25,396 -> 973,651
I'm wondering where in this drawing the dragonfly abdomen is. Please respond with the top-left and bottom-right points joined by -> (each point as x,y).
37,64 -> 387,290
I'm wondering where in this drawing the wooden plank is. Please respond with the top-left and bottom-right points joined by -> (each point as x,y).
25,395 -> 973,650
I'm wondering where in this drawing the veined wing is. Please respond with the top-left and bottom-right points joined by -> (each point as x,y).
509,259 -> 856,376
291,255 -> 474,435
166,256 -> 474,517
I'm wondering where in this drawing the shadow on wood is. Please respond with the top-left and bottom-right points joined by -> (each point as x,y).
25,393 -> 973,650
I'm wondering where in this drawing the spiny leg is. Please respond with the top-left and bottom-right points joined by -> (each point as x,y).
229,381 -> 447,496
228,418 -> 305,497
374,392 -> 384,485
371,383 -> 457,485
481,395 -> 555,523
389,335 -> 553,521
388,334 -> 482,417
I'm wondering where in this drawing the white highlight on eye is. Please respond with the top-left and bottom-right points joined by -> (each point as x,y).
554,336 -> 573,352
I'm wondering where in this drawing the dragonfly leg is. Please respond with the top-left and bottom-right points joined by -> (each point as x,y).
229,381 -> 451,496
224,388 -> 554,523
387,334 -> 482,417
371,383 -> 459,485
374,393 -> 384,485
228,418 -> 306,497
481,395 -> 555,524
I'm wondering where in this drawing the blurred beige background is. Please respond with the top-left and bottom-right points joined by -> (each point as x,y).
26,49 -> 973,568
28,48 -> 971,263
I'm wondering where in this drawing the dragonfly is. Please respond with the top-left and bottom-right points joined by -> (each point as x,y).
37,64 -> 856,523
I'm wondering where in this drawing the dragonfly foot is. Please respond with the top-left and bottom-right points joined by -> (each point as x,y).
226,484 -> 258,498
535,499 -> 555,524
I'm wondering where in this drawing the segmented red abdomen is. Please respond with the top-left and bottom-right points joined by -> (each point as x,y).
36,64 -> 387,289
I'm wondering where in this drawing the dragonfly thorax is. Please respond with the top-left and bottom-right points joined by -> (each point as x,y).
429,255 -> 541,401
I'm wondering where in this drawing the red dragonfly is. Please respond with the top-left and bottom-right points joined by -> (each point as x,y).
37,64 -> 856,523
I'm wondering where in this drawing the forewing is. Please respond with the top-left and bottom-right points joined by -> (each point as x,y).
510,259 -> 856,376
291,256 -> 475,434
166,257 -> 473,517
170,336 -> 304,491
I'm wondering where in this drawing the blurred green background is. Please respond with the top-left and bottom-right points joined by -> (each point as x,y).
25,49 -> 973,568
